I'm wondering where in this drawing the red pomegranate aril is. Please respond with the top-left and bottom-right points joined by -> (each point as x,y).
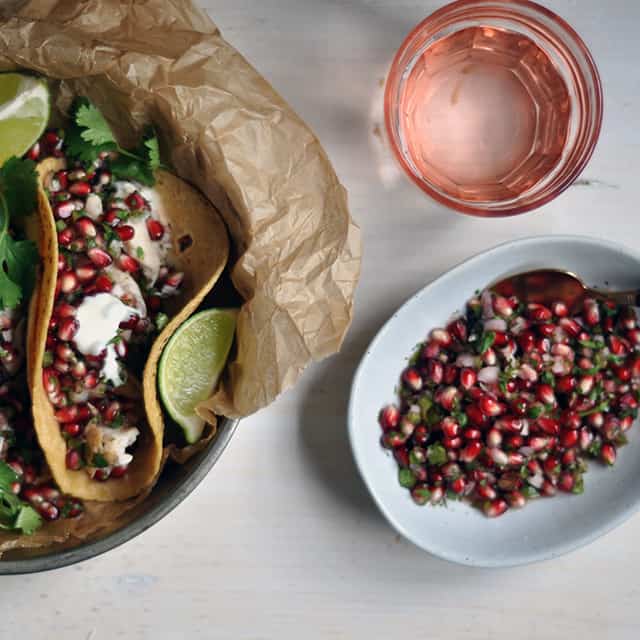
463,428 -> 481,441
527,303 -> 552,322
627,329 -> 640,345
538,323 -> 556,338
57,317 -> 79,341
399,418 -> 415,438
93,274 -> 113,293
430,329 -> 452,346
483,348 -> 497,366
578,375 -> 594,395
476,483 -> 497,500
483,499 -> 508,518
94,468 -> 111,481
88,247 -> 113,267
518,331 -> 536,353
110,465 -> 128,479
536,384 -> 556,406
583,300 -> 600,326
450,477 -> 466,494
164,271 -> 184,288
68,181 -> 91,196
557,471 -> 575,492
426,359 -> 443,385
459,441 -> 482,463
65,449 -> 82,470
103,401 -> 121,422
551,301 -> 569,317
145,218 -> 165,241
529,436 -> 550,452
489,448 -> 508,466
422,341 -> 440,359
402,367 -> 422,391
443,436 -> 462,450
57,227 -> 75,246
119,253 -> 139,273
27,141 -> 40,160
479,396 -> 503,417
620,415 -> 634,432
495,417 -> 524,433
586,412 -> 603,429
382,431 -> 407,448
447,318 -> 467,342
613,364 -> 632,382
492,295 -> 513,317
55,343 -> 74,362
413,426 -> 429,446
443,364 -> 458,385
562,449 -> 577,466
506,491 -> 526,508
601,443 -> 617,465
55,405 -> 78,423
492,331 -> 508,347
63,422 -> 82,437
505,435 -> 523,449
126,192 -> 146,210
608,335 -> 627,356
619,393 -> 638,409
441,417 -> 460,438
559,317 -> 581,337
75,216 -> 97,238
556,375 -> 576,394
536,417 -> 559,436
116,224 -> 135,241
536,337 -> 551,353
465,404 -> 487,427
393,448 -> 410,468
43,368 -> 60,394
76,262 -> 97,283
436,386 -> 458,411
541,480 -> 557,497
560,429 -> 579,449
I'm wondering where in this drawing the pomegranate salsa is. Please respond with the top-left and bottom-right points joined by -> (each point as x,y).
379,290 -> 640,517
33,114 -> 184,483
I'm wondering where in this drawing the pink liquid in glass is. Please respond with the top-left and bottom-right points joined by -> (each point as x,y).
399,26 -> 571,202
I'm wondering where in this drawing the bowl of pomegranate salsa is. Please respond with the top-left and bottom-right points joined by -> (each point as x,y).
0,73 -> 237,569
349,236 -> 640,567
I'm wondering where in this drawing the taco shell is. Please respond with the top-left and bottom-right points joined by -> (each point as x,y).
29,163 -> 229,501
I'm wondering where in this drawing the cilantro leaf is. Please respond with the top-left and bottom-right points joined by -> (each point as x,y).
76,102 -> 117,146
13,505 -> 42,535
65,125 -> 116,166
110,154 -> 155,186
92,453 -> 109,468
143,129 -> 161,170
0,158 -> 37,217
0,461 -> 18,488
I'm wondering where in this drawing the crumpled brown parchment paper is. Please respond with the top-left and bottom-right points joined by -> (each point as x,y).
0,0 -> 361,553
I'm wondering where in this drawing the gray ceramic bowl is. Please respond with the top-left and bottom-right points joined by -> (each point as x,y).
0,418 -> 238,574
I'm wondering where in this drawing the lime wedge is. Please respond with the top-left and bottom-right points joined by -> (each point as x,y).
0,73 -> 50,166
158,309 -> 237,443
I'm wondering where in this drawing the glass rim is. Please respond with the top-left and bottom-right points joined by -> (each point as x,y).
384,0 -> 604,217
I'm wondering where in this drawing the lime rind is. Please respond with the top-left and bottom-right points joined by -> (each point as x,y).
0,73 -> 50,165
158,308 -> 237,443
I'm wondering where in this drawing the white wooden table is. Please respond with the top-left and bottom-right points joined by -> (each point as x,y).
5,1 -> 640,637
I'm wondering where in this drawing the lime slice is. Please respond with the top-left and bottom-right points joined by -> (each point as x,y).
0,73 -> 50,166
158,308 -> 237,443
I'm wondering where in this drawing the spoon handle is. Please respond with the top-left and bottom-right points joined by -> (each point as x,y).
588,288 -> 640,307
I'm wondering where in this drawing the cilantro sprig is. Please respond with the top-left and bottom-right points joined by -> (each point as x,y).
0,461 -> 42,535
0,157 -> 39,309
65,98 -> 162,186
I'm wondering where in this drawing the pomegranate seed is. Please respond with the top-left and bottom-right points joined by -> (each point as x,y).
441,417 -> 460,438
536,337 -> 551,353
479,396 -> 503,417
75,262 -> 97,283
489,448 -> 508,466
402,367 -> 422,391
527,303 -> 552,322
63,422 -> 82,437
620,415 -> 634,432
55,201 -> 76,219
65,449 -> 82,470
492,295 -> 513,317
399,418 -> 415,438
600,443 -> 617,466
116,224 -> 135,241
57,227 -> 75,247
559,317 -> 581,337
463,428 -> 481,440
126,192 -> 146,209
619,393 -> 638,409
562,449 -> 578,466
476,483 -> 497,500
556,375 -> 576,393
557,471 -> 575,492
465,404 -> 487,427
609,335 -> 627,356
422,341 -> 440,359
94,468 -> 111,481
447,318 -> 467,342
382,432 -> 407,448
393,448 -> 410,468
550,301 -> 568,317
494,417 -> 524,433
443,364 -> 458,385
413,426 -> 429,446
428,486 -> 445,505
75,216 -> 97,238
442,436 -> 462,449
586,412 -> 604,429
426,359 -> 443,385
518,330 -> 536,353
88,247 -> 113,267
536,384 -> 556,406
627,329 -> 640,345
103,401 -> 121,422
560,410 -> 582,430
459,441 -> 482,463
119,253 -> 139,273
164,271 -> 184,289
483,499 -> 508,518
93,274 -> 113,292
430,329 -> 451,347
583,300 -> 600,326
144,218 -> 165,241
43,368 -> 60,394
110,465 -> 128,479
483,348 -> 497,366
506,491 -> 526,508
68,181 -> 91,196
560,429 -> 579,449
435,386 -> 459,411
57,317 -> 79,341
541,480 -> 557,497
450,477 -> 466,494
529,436 -> 550,452
538,323 -> 556,338
613,364 -> 632,382
27,141 -> 40,160
505,435 -> 523,449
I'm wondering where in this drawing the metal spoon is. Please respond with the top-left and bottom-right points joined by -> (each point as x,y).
491,269 -> 640,314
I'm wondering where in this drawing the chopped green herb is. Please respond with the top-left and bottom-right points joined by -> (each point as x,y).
398,468 -> 416,489
91,453 -> 109,468
572,475 -> 585,495
527,405 -> 544,419
477,331 -> 496,354
427,443 -> 448,466
155,312 -> 169,332
136,246 -> 145,260
56,219 -> 66,231
42,351 -> 54,367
